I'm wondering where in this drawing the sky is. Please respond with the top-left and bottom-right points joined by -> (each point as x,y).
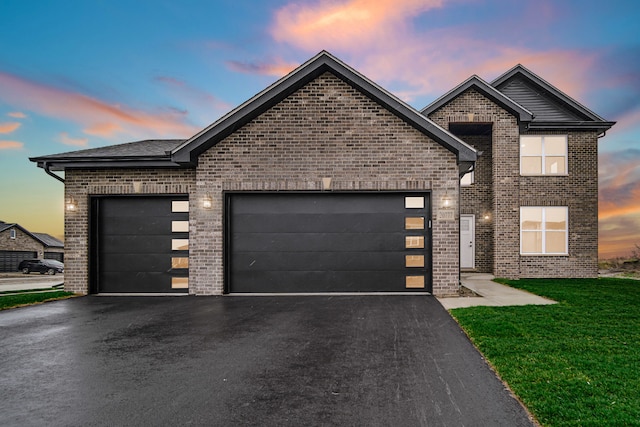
0,0 -> 639,259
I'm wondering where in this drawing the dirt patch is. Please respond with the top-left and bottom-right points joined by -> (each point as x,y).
459,285 -> 481,297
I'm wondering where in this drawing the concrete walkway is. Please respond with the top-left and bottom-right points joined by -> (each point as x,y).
0,274 -> 64,292
438,273 -> 557,309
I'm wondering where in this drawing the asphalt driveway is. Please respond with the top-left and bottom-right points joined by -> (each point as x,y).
0,296 -> 534,426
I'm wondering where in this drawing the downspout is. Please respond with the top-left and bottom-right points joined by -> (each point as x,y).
597,130 -> 607,139
43,162 -> 65,183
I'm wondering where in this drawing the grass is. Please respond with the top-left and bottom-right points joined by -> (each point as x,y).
450,278 -> 640,427
0,291 -> 76,310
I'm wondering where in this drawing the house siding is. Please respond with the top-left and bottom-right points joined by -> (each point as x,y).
428,88 -> 599,279
195,72 -> 460,296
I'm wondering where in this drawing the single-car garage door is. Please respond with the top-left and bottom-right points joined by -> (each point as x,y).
227,192 -> 431,293
91,196 -> 189,293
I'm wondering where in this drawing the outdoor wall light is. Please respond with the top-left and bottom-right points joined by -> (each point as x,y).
483,213 -> 491,221
442,193 -> 452,208
65,196 -> 77,212
203,194 -> 213,209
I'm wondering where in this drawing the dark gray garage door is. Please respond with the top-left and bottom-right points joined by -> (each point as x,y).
91,196 -> 189,293
0,251 -> 38,272
227,193 -> 431,293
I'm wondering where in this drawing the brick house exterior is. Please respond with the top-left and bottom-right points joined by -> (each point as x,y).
0,221 -> 64,272
424,67 -> 612,279
31,52 -> 613,296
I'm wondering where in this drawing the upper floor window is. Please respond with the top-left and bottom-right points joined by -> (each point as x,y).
10,229 -> 16,239
520,206 -> 568,255
520,135 -> 567,175
460,171 -> 474,187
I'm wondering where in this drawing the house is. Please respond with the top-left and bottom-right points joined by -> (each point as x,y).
30,51 -> 614,296
0,220 -> 64,272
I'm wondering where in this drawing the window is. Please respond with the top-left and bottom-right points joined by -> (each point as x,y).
520,207 -> 568,255
460,171 -> 474,187
10,229 -> 16,239
520,135 -> 567,175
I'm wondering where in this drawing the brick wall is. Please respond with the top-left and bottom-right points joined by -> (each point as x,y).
64,169 -> 195,294
519,130 -> 599,277
0,228 -> 44,257
458,134 -> 493,272
428,88 -> 599,279
195,72 -> 460,296
429,88 -> 520,278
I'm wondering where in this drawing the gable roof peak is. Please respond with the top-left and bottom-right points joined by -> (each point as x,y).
421,72 -> 533,121
171,50 -> 476,165
492,63 -> 615,128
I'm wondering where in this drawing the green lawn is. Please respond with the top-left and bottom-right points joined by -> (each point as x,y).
451,278 -> 640,427
0,291 -> 76,310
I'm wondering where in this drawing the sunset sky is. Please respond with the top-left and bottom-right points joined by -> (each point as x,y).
1,0 -> 638,258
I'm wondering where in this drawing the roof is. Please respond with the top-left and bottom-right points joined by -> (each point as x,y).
172,50 -> 476,164
0,222 -> 64,248
30,139 -> 185,171
32,233 -> 64,248
421,75 -> 534,122
491,65 -> 615,131
422,64 -> 614,132
31,51 -> 476,172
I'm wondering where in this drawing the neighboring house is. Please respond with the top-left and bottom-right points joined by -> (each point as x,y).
30,51 -> 613,296
0,221 -> 64,272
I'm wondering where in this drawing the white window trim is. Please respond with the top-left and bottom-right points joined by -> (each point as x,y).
520,135 -> 568,176
520,206 -> 569,256
10,229 -> 16,239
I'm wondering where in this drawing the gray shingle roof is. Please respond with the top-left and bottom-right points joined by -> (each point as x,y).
30,139 -> 187,171
32,233 -> 64,248
32,139 -> 184,160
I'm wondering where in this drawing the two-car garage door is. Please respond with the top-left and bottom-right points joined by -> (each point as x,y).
227,193 -> 431,293
91,193 -> 431,294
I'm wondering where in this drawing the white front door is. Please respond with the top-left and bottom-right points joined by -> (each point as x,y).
460,215 -> 475,269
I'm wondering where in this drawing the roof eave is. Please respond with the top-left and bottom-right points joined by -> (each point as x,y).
526,121 -> 616,131
33,157 -> 183,171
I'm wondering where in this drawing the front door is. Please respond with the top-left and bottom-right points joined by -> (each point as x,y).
460,215 -> 475,269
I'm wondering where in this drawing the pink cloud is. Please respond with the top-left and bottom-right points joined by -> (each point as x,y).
0,140 -> 23,150
8,112 -> 26,118
271,0 -> 444,51
59,132 -> 89,147
0,72 -> 200,139
265,0 -> 595,101
83,122 -> 122,137
0,122 -> 21,134
598,150 -> 640,257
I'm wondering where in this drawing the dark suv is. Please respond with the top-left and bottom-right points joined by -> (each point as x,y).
18,259 -> 64,275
